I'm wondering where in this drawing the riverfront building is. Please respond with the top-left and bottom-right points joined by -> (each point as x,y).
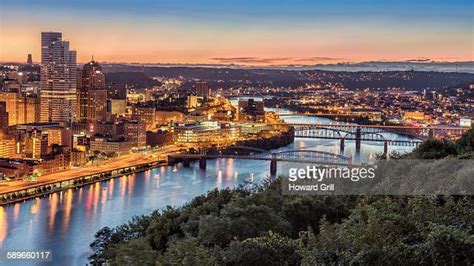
172,121 -> 241,144
90,137 -> 133,155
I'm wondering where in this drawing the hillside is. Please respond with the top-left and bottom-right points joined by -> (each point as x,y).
89,129 -> 474,265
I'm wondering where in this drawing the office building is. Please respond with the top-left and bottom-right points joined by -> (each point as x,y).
195,81 -> 211,98
90,137 -> 133,155
108,98 -> 127,117
122,121 -> 146,148
107,83 -> 127,99
132,106 -> 156,130
0,138 -> 16,158
24,130 -> 49,159
0,102 -> 8,134
187,95 -> 198,109
77,60 -> 107,122
89,89 -> 107,121
0,90 -> 40,126
12,122 -> 72,157
173,121 -> 221,143
40,32 -> 77,123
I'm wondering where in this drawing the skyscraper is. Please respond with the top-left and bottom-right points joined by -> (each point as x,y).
77,60 -> 107,122
195,81 -> 211,98
40,32 -> 77,123
0,102 -> 9,134
0,89 -> 40,125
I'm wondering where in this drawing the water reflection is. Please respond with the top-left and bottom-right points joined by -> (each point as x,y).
0,207 -> 7,249
48,193 -> 58,234
0,111 -> 417,264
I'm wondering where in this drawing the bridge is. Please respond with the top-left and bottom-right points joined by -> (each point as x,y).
277,113 -> 371,118
268,123 -> 469,154
168,146 -> 352,176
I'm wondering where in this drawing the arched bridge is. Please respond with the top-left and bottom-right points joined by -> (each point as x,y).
168,146 -> 352,176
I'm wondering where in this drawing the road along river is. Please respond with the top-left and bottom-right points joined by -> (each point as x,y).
0,110 -> 417,265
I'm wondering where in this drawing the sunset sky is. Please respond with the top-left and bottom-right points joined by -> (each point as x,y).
0,0 -> 472,65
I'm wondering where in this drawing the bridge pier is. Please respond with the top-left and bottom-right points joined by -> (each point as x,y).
355,128 -> 361,153
270,160 -> 277,176
199,157 -> 207,170
183,158 -> 191,167
340,139 -> 345,154
383,140 -> 388,159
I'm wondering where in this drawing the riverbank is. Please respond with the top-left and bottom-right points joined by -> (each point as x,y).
0,158 -> 167,206
0,115 -> 421,264
206,127 -> 295,155
0,128 -> 296,206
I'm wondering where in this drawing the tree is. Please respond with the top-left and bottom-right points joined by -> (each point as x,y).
410,140 -> 457,159
218,231 -> 301,265
110,238 -> 156,265
157,238 -> 215,265
89,227 -> 113,265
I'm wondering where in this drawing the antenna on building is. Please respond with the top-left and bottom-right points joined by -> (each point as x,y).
92,55 -> 94,61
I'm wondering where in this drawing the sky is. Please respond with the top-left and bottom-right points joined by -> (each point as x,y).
0,0 -> 473,65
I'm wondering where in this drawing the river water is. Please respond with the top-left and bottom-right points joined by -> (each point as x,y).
0,107 -> 417,265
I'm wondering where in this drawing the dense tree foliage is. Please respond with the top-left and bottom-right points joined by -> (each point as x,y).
89,129 -> 474,265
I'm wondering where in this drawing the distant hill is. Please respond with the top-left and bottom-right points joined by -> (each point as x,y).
105,72 -> 161,88
102,65 -> 474,90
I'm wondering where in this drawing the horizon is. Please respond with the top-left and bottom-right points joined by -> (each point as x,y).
1,0 -> 473,65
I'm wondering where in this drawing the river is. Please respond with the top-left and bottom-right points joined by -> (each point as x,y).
0,108 -> 417,265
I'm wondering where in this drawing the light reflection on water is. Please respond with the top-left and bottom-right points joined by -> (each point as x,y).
0,111 -> 417,264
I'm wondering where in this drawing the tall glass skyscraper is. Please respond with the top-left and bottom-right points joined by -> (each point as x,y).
40,32 -> 77,123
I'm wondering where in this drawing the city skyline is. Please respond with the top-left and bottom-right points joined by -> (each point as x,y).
0,0 -> 473,65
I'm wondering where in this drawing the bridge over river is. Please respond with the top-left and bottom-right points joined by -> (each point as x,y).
169,146 -> 353,176
268,123 -> 468,154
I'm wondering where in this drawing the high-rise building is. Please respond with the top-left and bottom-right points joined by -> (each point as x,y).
132,106 -> 156,130
107,83 -> 127,99
187,95 -> 198,108
122,121 -> 146,148
24,129 -> 49,159
40,32 -> 77,123
108,98 -> 127,117
0,137 -> 16,158
0,90 -> 40,125
0,102 -> 9,134
89,90 -> 108,121
27,54 -> 33,65
195,81 -> 211,98
77,60 -> 107,122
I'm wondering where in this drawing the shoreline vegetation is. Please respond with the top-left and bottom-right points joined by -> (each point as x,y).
89,129 -> 474,265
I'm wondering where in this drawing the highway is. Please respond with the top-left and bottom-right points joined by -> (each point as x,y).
0,146 -> 185,195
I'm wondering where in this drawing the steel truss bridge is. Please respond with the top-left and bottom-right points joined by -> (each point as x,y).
168,146 -> 352,176
291,124 -> 421,146
268,123 -> 470,153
